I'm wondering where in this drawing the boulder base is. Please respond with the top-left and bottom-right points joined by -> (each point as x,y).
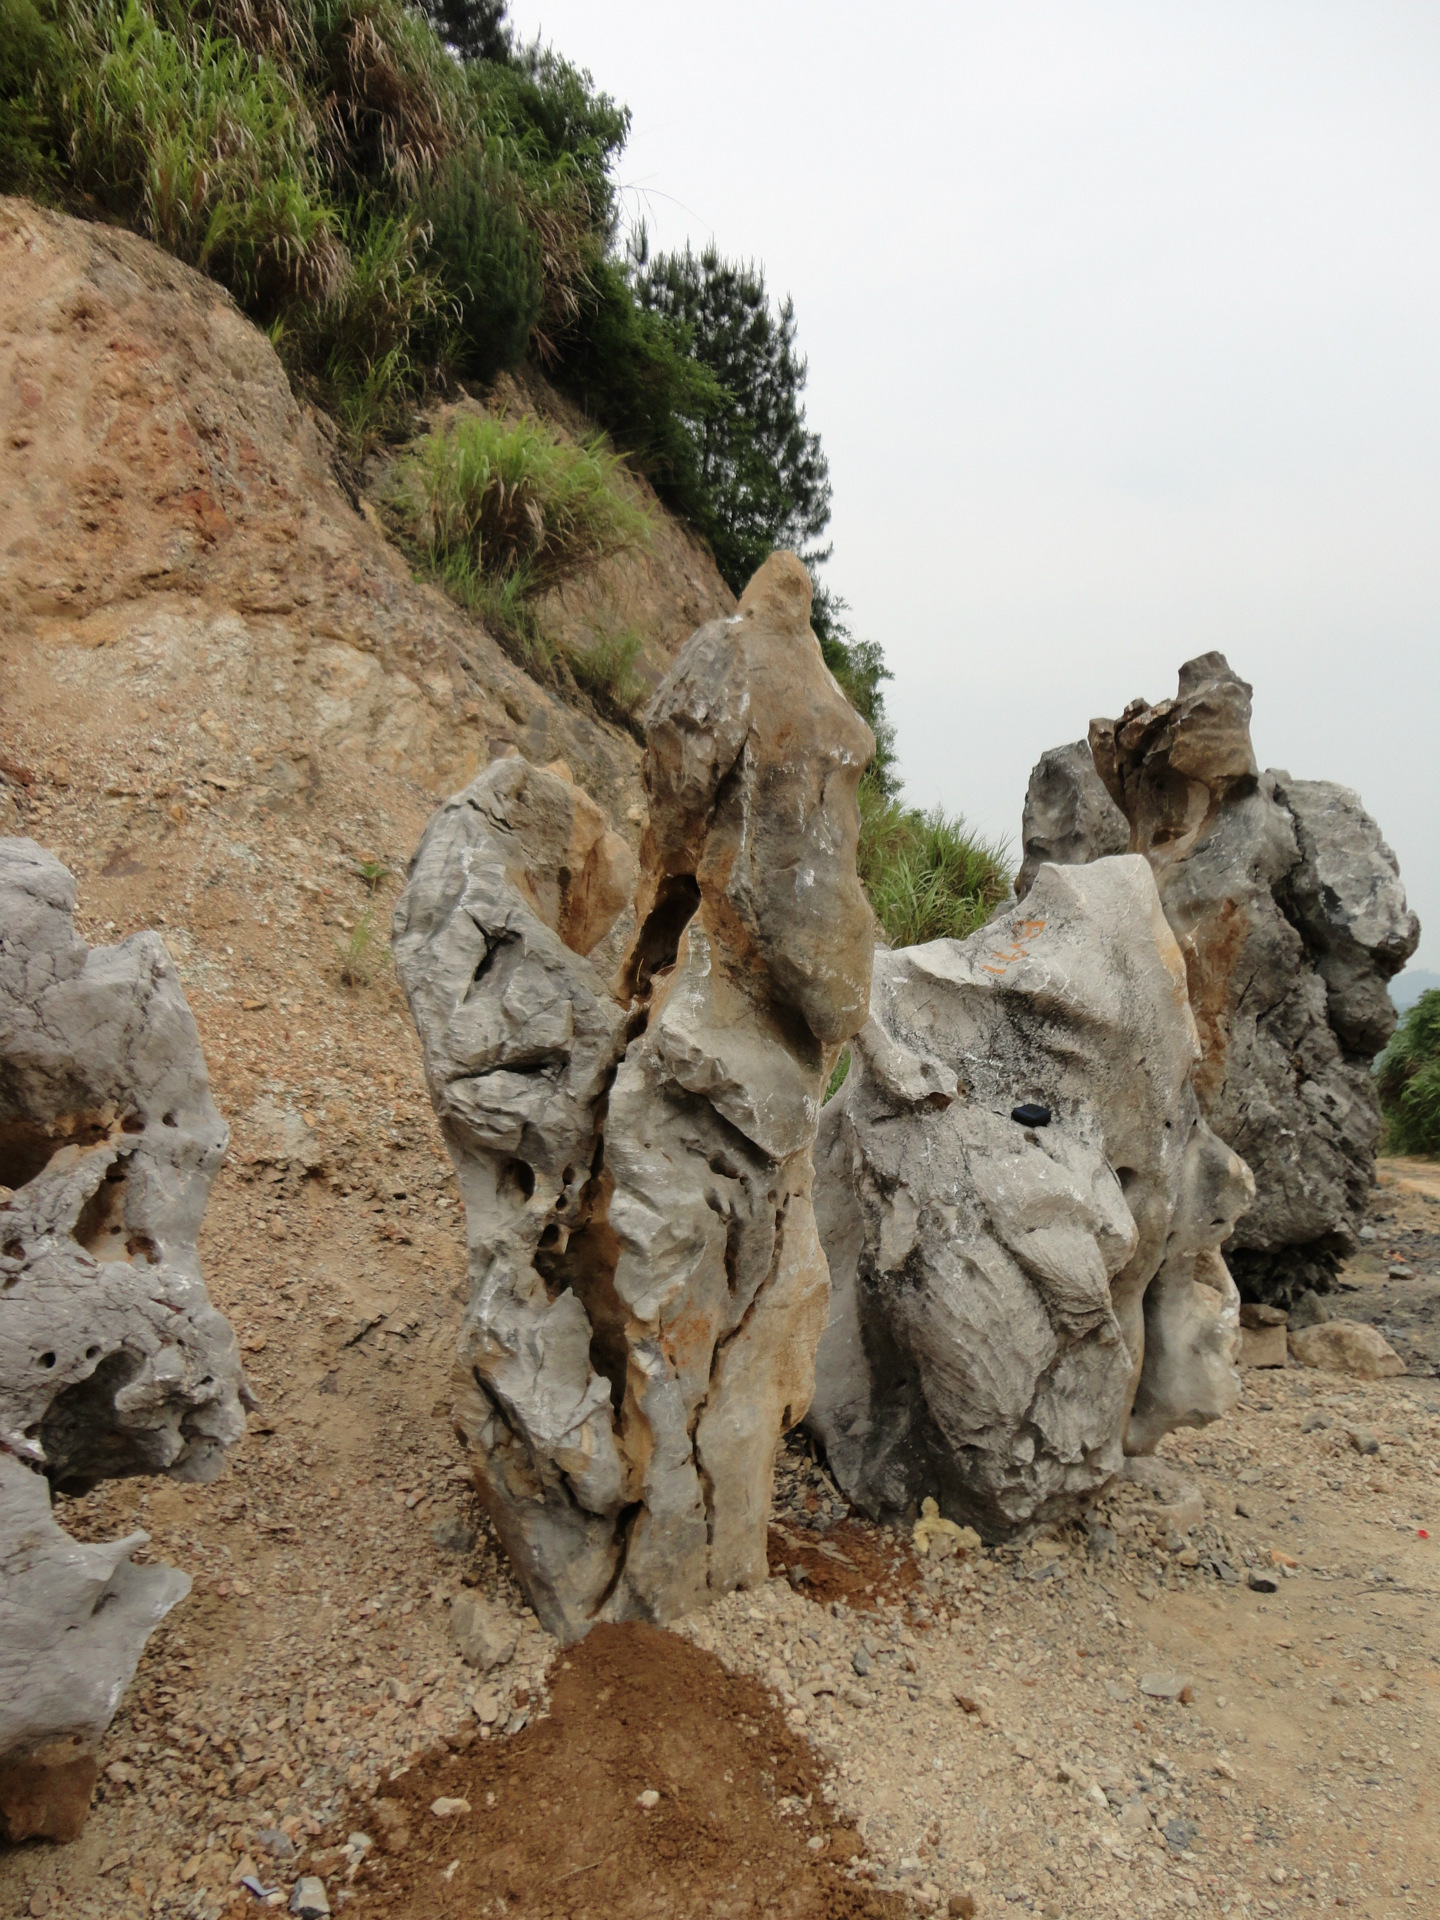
1288,1320 -> 1405,1379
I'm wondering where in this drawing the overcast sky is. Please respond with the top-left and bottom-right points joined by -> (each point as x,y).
513,0 -> 1440,972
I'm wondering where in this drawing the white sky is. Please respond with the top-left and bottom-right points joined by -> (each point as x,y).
512,0 -> 1440,971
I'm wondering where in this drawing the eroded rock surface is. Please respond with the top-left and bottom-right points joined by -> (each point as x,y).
1016,739 -> 1129,897
1086,654 -> 1419,1302
0,1453 -> 190,1842
395,554 -> 874,1640
0,837 -> 246,1838
809,856 -> 1253,1538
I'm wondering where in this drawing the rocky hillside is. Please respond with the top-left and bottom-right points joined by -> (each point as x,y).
0,195 -> 735,849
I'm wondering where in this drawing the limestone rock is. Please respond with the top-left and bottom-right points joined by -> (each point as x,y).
0,838 -> 244,1839
0,1453 -> 190,1842
395,554 -> 874,1639
0,839 -> 248,1487
1238,1304 -> 1288,1369
1016,740 -> 1129,898
1084,653 -> 1419,1302
1288,1320 -> 1405,1379
449,1592 -> 519,1672
808,855 -> 1252,1537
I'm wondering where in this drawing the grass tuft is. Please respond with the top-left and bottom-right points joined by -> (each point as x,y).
383,411 -> 648,667
565,622 -> 645,715
858,778 -> 1011,950
63,1 -> 343,309
336,906 -> 381,986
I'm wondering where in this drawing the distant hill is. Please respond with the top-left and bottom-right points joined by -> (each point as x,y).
1392,969 -> 1440,1012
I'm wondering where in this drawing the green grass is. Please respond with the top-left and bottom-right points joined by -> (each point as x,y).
383,412 -> 649,666
858,778 -> 1011,949
63,1 -> 342,308
1377,989 -> 1440,1157
565,622 -> 645,715
336,906 -> 381,986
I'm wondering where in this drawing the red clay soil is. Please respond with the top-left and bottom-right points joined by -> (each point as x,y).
335,1622 -> 905,1920
766,1520 -> 920,1611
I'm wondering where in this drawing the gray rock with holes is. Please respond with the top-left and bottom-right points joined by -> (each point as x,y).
0,837 -> 246,1838
395,554 -> 875,1641
1085,655 -> 1420,1302
808,856 -> 1254,1538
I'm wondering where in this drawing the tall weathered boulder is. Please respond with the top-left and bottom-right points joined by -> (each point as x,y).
1085,655 -> 1419,1301
809,856 -> 1253,1537
0,838 -> 247,1839
1016,739 -> 1129,897
395,553 -> 875,1640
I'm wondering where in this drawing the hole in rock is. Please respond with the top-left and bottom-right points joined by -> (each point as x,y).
74,1162 -> 132,1260
38,1350 -> 57,1368
499,1159 -> 535,1204
0,1116 -> 110,1191
40,1348 -> 153,1494
624,873 -> 701,1000
535,1165 -> 628,1410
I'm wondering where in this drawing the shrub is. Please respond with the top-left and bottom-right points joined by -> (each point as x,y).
554,255 -> 727,510
420,141 -> 544,380
308,0 -> 465,190
1376,989 -> 1440,1156
384,412 -> 649,663
858,781 -> 1011,949
0,0 -> 65,193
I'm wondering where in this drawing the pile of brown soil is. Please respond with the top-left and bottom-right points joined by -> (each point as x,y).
340,1623 -> 905,1920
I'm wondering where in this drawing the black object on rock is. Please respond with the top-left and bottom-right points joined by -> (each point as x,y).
1010,1102 -> 1052,1127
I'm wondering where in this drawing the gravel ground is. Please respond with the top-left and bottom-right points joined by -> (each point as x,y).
2,678 -> 1437,1920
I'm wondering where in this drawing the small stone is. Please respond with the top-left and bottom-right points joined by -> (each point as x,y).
255,1828 -> 296,1859
637,1789 -> 660,1810
429,1797 -> 471,1819
1347,1427 -> 1381,1456
288,1879 -> 331,1919
1163,1816 -> 1198,1851
1119,1798 -> 1153,1833
1247,1570 -> 1279,1593
430,1513 -> 478,1554
1289,1290 -> 1332,1330
852,1647 -> 872,1677
450,1593 -> 520,1672
1234,1501 -> 1253,1519
948,1895 -> 977,1919
1300,1411 -> 1331,1433
1139,1672 -> 1188,1700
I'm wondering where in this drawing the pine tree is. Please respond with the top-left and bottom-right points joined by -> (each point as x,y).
420,0 -> 512,65
633,244 -> 832,594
